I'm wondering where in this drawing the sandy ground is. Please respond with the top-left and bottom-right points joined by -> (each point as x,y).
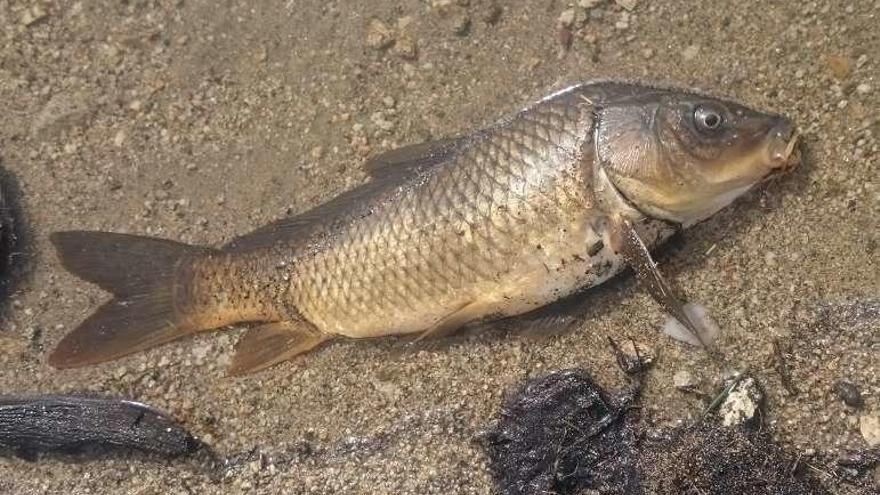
0,0 -> 878,493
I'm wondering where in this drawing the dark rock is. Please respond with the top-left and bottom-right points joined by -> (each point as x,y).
0,395 -> 200,460
834,380 -> 865,409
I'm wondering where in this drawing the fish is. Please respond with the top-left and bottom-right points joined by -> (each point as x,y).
48,81 -> 799,374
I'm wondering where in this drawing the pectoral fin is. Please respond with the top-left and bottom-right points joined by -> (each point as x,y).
229,321 -> 331,375
610,216 -> 715,348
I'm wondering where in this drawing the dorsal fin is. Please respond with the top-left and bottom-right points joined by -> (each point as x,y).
224,137 -> 467,252
363,136 -> 466,179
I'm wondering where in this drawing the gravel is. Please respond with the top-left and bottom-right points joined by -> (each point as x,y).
0,0 -> 877,494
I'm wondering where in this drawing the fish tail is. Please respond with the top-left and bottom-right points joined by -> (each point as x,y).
48,231 -> 212,368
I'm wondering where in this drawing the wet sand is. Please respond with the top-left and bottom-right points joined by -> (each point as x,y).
0,1 -> 877,493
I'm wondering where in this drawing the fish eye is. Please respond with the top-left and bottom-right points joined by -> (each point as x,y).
694,105 -> 724,132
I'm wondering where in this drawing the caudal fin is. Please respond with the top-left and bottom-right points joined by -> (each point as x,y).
49,231 -> 210,368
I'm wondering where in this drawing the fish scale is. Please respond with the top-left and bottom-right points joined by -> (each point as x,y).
289,88 -> 601,338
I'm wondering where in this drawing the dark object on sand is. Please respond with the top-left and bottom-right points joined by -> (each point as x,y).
833,380 -> 865,409
482,369 -> 641,495
637,424 -> 829,495
482,368 -> 834,495
0,395 -> 199,460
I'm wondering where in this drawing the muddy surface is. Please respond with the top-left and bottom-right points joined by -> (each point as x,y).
0,0 -> 877,493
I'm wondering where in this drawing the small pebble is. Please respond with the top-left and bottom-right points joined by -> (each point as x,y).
827,55 -> 852,79
719,377 -> 764,428
558,9 -> 576,29
452,14 -> 471,36
855,83 -> 871,95
192,343 -> 211,361
370,111 -> 395,131
392,35 -> 417,60
859,413 -> 880,447
21,5 -> 48,26
366,19 -> 394,50
682,45 -> 700,62
482,4 -> 502,25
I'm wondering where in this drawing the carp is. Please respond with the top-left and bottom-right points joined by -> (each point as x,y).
49,81 -> 799,374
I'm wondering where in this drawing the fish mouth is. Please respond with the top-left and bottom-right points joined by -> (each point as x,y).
765,118 -> 801,172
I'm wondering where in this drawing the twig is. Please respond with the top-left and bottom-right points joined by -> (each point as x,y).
773,338 -> 799,396
702,375 -> 744,419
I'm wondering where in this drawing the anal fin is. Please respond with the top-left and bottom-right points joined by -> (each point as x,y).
229,321 -> 331,375
413,300 -> 489,343
505,293 -> 587,339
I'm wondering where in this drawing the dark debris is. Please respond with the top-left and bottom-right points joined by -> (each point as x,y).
638,424 -> 829,495
482,368 -> 874,495
481,369 -> 641,495
0,395 -> 201,461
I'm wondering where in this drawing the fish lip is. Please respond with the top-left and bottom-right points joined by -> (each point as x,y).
765,118 -> 801,172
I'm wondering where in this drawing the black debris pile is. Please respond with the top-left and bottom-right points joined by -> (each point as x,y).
481,368 -> 863,495
0,395 -> 201,461
637,424 -> 829,495
481,369 -> 641,495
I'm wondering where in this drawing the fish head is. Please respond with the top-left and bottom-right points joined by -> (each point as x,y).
596,84 -> 799,226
